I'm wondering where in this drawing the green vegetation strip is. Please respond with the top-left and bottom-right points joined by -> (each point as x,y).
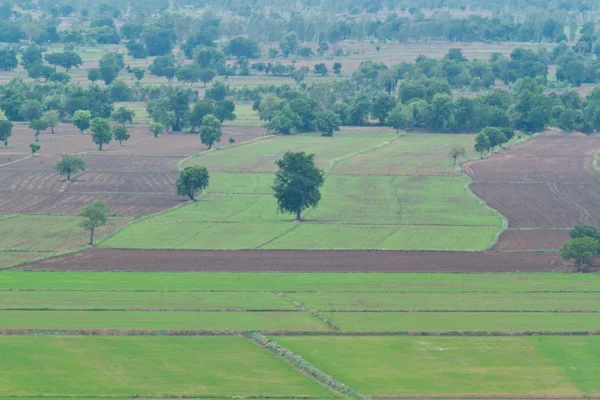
0,290 -> 293,310
324,312 -> 600,332
244,332 -> 363,399
275,336 -> 600,395
2,272 -> 598,292
0,336 -> 331,397
287,292 -> 600,311
0,311 -> 331,331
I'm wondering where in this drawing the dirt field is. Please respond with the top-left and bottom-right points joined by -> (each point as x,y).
464,133 -> 600,250
0,124 -> 268,216
18,247 -> 575,272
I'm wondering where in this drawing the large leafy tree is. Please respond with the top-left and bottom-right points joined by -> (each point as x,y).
42,110 -> 60,134
72,110 -> 91,134
0,119 -> 12,146
55,154 -> 86,181
272,151 -> 324,221
79,201 -> 111,245
111,107 -> 135,126
176,166 -> 209,201
223,36 -> 261,58
314,110 -> 341,137
112,125 -> 130,145
560,236 -> 600,272
199,114 -> 222,149
90,118 -> 112,150
29,119 -> 49,141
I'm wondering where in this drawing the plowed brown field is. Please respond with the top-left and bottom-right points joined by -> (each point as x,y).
464,132 -> 600,250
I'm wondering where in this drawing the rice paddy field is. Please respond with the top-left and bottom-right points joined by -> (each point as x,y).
101,130 -> 504,251
0,270 -> 598,398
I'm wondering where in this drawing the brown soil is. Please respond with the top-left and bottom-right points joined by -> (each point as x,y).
463,132 -> 600,250
493,230 -> 570,251
19,248 -> 577,272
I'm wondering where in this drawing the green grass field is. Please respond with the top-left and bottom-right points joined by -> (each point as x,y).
275,336 -> 600,395
0,290 -> 293,310
0,215 -> 129,269
0,336 -> 332,397
325,312 -> 600,331
103,130 -> 502,251
289,292 -> 600,311
0,310 -> 329,331
3,272 -> 598,292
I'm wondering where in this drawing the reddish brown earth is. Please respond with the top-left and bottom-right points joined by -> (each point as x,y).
19,248 -> 576,272
464,133 -> 600,250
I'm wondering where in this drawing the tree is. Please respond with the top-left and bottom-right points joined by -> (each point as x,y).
387,106 -> 413,134
314,110 -> 341,137
273,151 -> 324,221
42,110 -> 60,135
111,107 -> 135,126
449,145 -> 466,166
99,63 -> 119,85
176,166 -> 209,201
132,67 -> 145,81
223,36 -> 261,58
570,226 -> 600,240
149,122 -> 163,138
560,236 -> 600,272
474,132 -> 491,158
280,32 -> 299,57
44,51 -> 82,72
198,68 -> 216,87
189,100 -> 216,131
199,114 -> 222,149
481,127 -> 507,151
90,118 -> 112,150
87,68 -> 101,83
313,63 -> 328,76
55,154 -> 86,181
0,119 -> 12,146
176,64 -> 203,85
27,64 -> 54,82
0,48 -> 17,71
72,110 -> 91,134
333,62 -> 342,75
29,143 -> 40,155
29,119 -> 49,141
215,100 -> 236,122
112,125 -> 130,145
19,100 -> 43,122
21,44 -> 43,69
78,201 -> 111,245
372,93 -> 396,125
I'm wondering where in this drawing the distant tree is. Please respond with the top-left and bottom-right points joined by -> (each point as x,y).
44,51 -> 82,72
27,64 -> 55,82
280,32 -> 299,57
112,125 -> 130,145
29,143 -> 40,155
313,63 -> 328,76
229,137 -> 235,145
99,63 -> 119,85
449,145 -> 466,166
149,122 -> 164,138
189,100 -> 216,131
72,110 -> 92,134
90,118 -> 112,150
49,72 -> 71,83
481,127 -> 506,151
41,110 -> 60,135
87,68 -> 101,83
19,100 -> 43,122
560,236 -> 600,272
29,119 -> 49,141
205,81 -> 228,102
333,62 -> 342,75
132,67 -> 145,81
0,48 -> 17,71
78,201 -> 111,245
386,106 -> 414,134
314,110 -> 341,137
199,114 -> 223,149
176,166 -> 210,201
268,48 -> 278,58
0,117 -> 12,147
273,151 -> 324,221
111,107 -> 135,126
55,154 -> 86,181
258,94 -> 283,121
125,40 -> 148,59
194,46 -> 226,74
223,36 -> 261,58
150,98 -> 175,132
21,44 -> 43,69
474,132 -> 491,158
215,100 -> 236,122
266,105 -> 302,134
176,64 -> 203,85
372,93 -> 396,125
198,68 -> 216,87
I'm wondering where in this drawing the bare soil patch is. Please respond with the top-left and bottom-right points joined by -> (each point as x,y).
19,248 -> 573,272
493,230 -> 570,251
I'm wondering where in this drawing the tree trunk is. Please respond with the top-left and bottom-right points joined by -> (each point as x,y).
296,209 -> 302,221
51,126 -> 54,134
89,227 -> 94,245
98,144 -> 103,151
453,157 -> 457,166
189,192 -> 194,201
67,174 -> 70,181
